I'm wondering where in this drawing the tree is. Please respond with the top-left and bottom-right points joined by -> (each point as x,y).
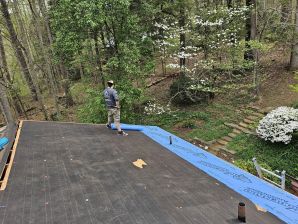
0,29 -> 25,116
0,0 -> 38,101
0,82 -> 14,124
245,0 -> 257,60
290,0 -> 298,69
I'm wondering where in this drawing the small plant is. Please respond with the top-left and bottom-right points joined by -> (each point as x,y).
234,159 -> 257,175
292,101 -> 298,109
256,107 -> 298,144
181,121 -> 196,129
144,101 -> 171,115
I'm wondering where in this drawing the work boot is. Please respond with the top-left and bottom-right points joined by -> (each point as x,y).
118,130 -> 128,136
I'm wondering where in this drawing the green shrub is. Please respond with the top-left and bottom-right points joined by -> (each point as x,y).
181,120 -> 196,129
70,82 -> 90,104
77,83 -> 145,124
292,101 -> 298,109
234,159 -> 256,175
169,75 -> 212,105
77,88 -> 107,123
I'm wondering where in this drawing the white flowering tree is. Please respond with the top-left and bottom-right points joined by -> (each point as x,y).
256,107 -> 298,144
150,5 -> 250,104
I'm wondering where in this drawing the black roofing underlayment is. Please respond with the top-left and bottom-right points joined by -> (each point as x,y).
0,121 -> 284,224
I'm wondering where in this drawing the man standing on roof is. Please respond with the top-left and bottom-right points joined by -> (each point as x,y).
103,80 -> 128,136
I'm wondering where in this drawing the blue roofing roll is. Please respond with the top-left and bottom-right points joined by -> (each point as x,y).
111,123 -> 144,131
0,137 -> 9,150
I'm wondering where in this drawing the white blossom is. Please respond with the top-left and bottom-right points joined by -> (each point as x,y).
166,63 -> 180,69
256,107 -> 298,144
144,101 -> 171,115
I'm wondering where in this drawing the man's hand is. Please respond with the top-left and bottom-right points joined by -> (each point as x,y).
116,101 -> 120,109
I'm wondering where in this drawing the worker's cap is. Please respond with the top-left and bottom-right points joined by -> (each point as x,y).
107,80 -> 114,84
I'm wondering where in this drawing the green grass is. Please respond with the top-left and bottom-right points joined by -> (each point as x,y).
143,102 -> 244,142
227,134 -> 298,178
143,110 -> 210,127
187,119 -> 232,142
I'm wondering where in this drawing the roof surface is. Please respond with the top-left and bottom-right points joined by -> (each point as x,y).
0,121 -> 284,224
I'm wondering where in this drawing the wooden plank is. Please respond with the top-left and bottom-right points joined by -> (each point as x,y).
0,120 -> 23,190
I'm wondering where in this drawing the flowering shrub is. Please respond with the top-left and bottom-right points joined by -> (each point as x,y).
144,101 -> 171,115
256,107 -> 298,144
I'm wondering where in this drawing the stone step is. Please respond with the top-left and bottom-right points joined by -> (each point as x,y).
247,105 -> 271,115
225,123 -> 254,134
259,107 -> 273,114
239,122 -> 249,128
219,147 -> 236,155
217,139 -> 229,146
209,143 -> 222,152
251,111 -> 264,117
225,123 -> 240,129
193,137 -> 211,146
228,132 -> 238,138
247,115 -> 260,121
237,126 -> 254,134
243,118 -> 255,124
248,105 -> 261,111
232,129 -> 242,134
221,136 -> 233,142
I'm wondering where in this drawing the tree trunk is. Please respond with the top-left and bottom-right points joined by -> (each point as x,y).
61,79 -> 74,108
0,30 -> 23,115
0,0 -> 38,101
79,61 -> 84,78
0,82 -> 14,124
244,0 -> 257,60
2,3 -> 37,100
281,0 -> 291,23
38,0 -> 61,86
0,30 -> 11,83
179,1 -> 186,75
290,0 -> 298,69
93,31 -> 105,87
227,0 -> 232,8
30,0 -> 60,118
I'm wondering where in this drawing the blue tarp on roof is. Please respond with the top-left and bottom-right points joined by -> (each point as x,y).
114,123 -> 298,224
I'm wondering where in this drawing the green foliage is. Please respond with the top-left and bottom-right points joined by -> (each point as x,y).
50,0 -> 155,81
227,134 -> 298,178
70,81 -> 91,104
77,82 -> 145,124
290,72 -> 298,93
143,110 -> 210,127
115,82 -> 144,123
180,120 -> 197,129
144,102 -> 241,142
292,101 -> 298,109
169,74 -> 213,105
77,88 -> 107,123
234,159 -> 277,182
234,159 -> 257,175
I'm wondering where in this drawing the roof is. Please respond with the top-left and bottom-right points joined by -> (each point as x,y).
0,121 -> 289,223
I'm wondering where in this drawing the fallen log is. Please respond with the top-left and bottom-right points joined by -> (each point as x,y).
146,73 -> 179,88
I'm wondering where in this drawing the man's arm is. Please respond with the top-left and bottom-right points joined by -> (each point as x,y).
113,90 -> 120,109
